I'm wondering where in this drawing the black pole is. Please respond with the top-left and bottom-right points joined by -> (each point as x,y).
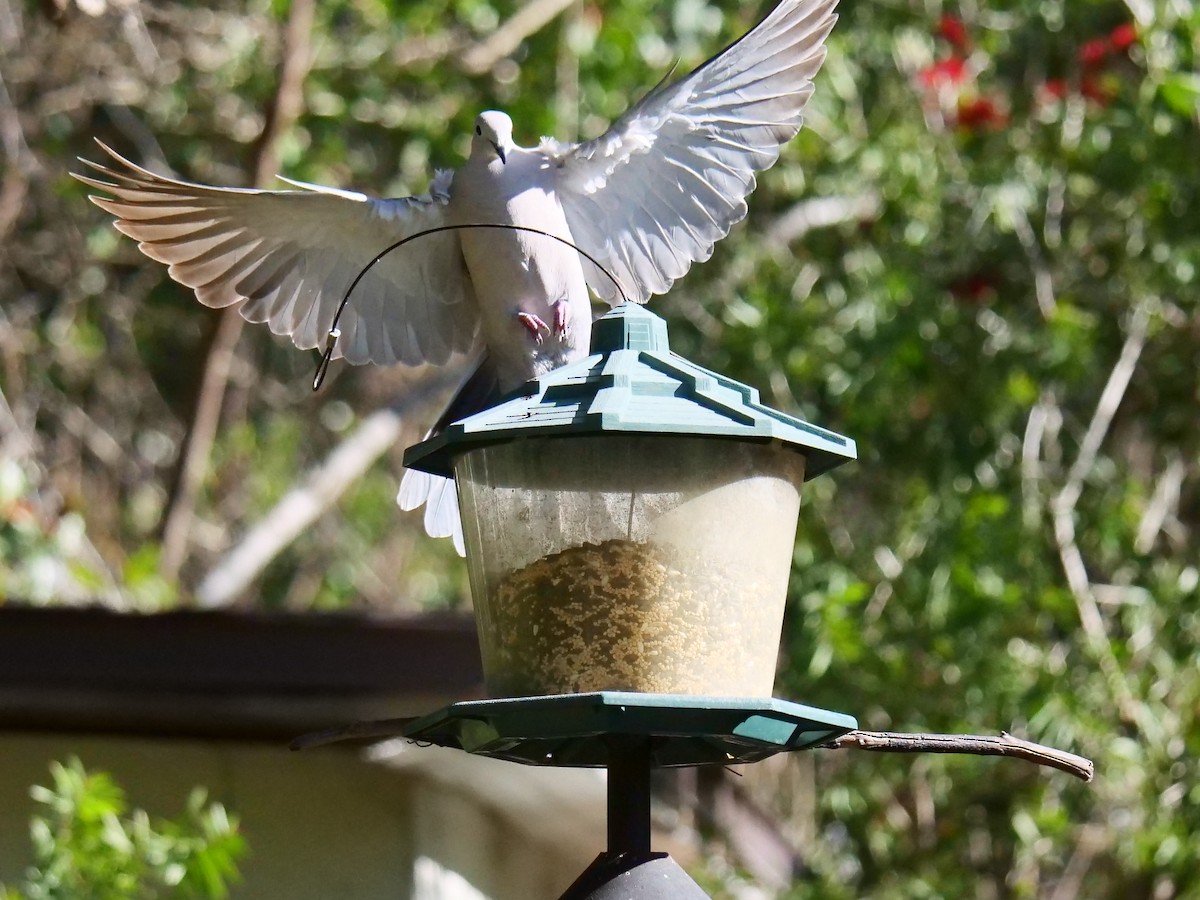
606,738 -> 652,856
557,736 -> 710,899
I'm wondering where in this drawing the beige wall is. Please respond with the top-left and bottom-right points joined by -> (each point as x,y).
0,733 -> 602,899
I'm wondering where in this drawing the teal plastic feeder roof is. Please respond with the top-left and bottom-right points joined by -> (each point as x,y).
404,303 -> 856,479
404,303 -> 857,701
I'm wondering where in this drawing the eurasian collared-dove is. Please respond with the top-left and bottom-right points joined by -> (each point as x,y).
75,0 -> 838,554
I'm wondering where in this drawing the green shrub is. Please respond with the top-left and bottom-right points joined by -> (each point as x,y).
2,758 -> 246,900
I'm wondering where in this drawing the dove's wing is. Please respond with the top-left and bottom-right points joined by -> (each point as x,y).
544,0 -> 837,305
74,143 -> 479,367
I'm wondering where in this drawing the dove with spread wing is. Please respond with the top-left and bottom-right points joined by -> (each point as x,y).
75,0 -> 838,555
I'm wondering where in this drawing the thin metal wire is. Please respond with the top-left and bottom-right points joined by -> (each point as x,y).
313,223 -> 629,390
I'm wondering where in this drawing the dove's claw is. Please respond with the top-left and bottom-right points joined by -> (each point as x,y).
516,311 -> 550,345
551,299 -> 571,339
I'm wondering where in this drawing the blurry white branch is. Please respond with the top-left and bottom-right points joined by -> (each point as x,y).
1049,823 -> 1109,900
1020,395 -> 1049,528
0,387 -> 35,461
196,368 -> 464,608
1012,206 -> 1057,320
1120,0 -> 1154,26
766,193 -> 881,247
461,0 -> 578,75
0,65 -> 34,240
1134,454 -> 1185,554
1057,305 -> 1149,512
1049,304 -> 1153,736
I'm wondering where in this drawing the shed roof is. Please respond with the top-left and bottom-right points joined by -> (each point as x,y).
0,606 -> 483,742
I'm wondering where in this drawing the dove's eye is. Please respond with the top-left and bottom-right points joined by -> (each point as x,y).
475,125 -> 482,136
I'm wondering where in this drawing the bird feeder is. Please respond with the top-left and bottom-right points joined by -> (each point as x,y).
404,304 -> 856,701
309,305 -> 1085,899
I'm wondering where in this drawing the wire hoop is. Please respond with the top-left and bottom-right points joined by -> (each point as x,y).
312,223 -> 629,390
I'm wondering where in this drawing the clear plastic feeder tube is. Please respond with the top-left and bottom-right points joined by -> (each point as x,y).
454,434 -> 806,698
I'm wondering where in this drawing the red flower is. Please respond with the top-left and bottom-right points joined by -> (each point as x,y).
1109,23 -> 1137,50
919,56 -> 968,88
1078,38 -> 1110,66
956,96 -> 1008,130
937,15 -> 970,51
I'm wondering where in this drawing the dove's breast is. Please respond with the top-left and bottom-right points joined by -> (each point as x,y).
450,149 -> 592,389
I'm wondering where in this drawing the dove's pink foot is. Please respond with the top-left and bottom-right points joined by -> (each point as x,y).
516,311 -> 550,345
551,299 -> 571,339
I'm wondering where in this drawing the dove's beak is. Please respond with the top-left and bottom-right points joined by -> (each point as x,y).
494,143 -> 507,165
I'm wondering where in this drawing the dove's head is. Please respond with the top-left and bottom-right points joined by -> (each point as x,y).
472,110 -> 514,165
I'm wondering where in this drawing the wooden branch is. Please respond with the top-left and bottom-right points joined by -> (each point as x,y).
158,0 -> 316,582
820,730 -> 1094,782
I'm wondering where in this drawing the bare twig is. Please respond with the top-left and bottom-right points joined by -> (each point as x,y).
195,367 -> 464,608
461,0 -> 577,75
821,730 -> 1094,782
159,0 -> 316,582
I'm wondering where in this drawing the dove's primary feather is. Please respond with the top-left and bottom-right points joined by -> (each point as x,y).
74,0 -> 838,555
74,147 -> 479,367
543,0 -> 838,305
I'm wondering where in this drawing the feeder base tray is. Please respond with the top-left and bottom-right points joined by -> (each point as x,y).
292,692 -> 859,899
401,691 -> 857,768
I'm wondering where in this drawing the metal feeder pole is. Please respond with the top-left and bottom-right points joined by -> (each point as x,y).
557,737 -> 711,900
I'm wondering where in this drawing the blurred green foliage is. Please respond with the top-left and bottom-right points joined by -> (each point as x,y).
1,758 -> 245,900
0,0 -> 1197,896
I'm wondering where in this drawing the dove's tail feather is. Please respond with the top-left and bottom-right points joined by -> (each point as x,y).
398,469 -> 465,555
398,356 -> 504,556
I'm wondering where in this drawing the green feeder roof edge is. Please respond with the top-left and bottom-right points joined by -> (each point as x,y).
405,304 -> 857,479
